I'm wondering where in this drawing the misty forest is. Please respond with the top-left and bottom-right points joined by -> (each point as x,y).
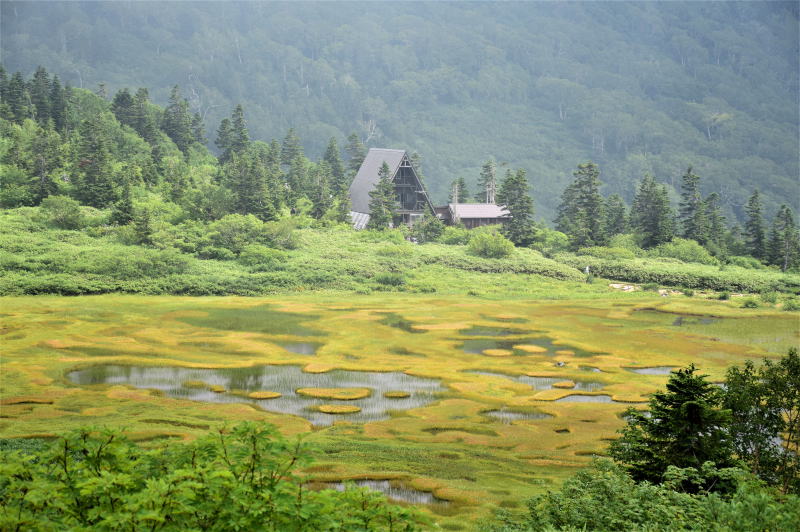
0,2 -> 798,531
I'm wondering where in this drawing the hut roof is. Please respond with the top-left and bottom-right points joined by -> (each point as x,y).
349,148 -> 407,214
449,203 -> 510,219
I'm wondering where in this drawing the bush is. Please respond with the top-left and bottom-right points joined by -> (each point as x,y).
741,298 -> 759,308
374,272 -> 406,287
728,255 -> 766,269
719,291 -> 731,300
783,298 -> 800,311
208,214 -> 268,254
649,238 -> 719,265
440,225 -> 471,245
263,217 -> 300,249
683,288 -> 695,297
467,231 -> 514,258
0,422 -> 426,530
39,195 -> 84,229
530,226 -> 570,256
642,282 -> 660,291
577,246 -> 636,260
411,213 -> 445,243
237,245 -> 287,271
759,291 -> 778,304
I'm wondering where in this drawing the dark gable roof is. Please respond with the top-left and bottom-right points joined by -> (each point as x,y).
348,148 -> 406,214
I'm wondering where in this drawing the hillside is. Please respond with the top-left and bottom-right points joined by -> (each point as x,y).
2,1 -> 797,222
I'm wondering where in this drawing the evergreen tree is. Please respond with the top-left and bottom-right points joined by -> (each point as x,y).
0,66 -> 9,120
111,88 -> 136,129
344,132 -> 366,176
223,149 -> 276,222
448,177 -> 470,203
704,192 -> 727,255
161,85 -> 193,154
475,158 -> 497,203
768,205 -> 800,272
281,128 -> 303,166
191,112 -> 206,144
286,155 -> 309,210
49,75 -> 67,132
215,118 -> 233,164
75,115 -> 116,208
366,161 -> 396,230
609,365 -> 735,491
310,162 -> 333,219
6,71 -> 28,123
678,166 -> 709,244
30,126 -> 62,203
133,88 -> 158,145
323,137 -> 347,195
409,151 -> 425,184
229,105 -> 249,154
497,168 -> 535,246
604,193 -> 629,237
631,174 -> 675,248
334,190 -> 352,224
744,189 -> 767,260
29,66 -> 51,126
111,178 -> 135,225
554,162 -> 605,248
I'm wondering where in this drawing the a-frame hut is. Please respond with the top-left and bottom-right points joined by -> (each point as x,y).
348,148 -> 435,229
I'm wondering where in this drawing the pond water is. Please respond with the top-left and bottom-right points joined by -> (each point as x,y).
465,370 -> 603,391
320,480 -> 447,505
176,305 -> 323,336
67,365 -> 443,426
555,394 -> 615,403
459,336 -> 596,357
458,325 -> 532,337
483,408 -> 552,423
627,366 -> 677,375
375,312 -> 427,334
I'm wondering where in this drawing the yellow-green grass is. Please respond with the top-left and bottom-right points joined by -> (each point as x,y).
1,293 -> 797,529
247,391 -> 282,399
297,387 -> 371,400
316,404 -> 362,414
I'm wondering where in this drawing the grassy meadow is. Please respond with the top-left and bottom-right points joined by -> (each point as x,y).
1,292 -> 797,529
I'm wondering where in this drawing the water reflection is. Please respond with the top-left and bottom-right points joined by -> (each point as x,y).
483,409 -> 552,423
464,370 -> 603,391
321,480 -> 447,505
627,366 -> 677,375
67,365 -> 443,426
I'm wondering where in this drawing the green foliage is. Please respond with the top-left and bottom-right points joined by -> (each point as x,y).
718,291 -> 731,300
366,161 -> 396,230
440,225 -> 471,245
577,246 -> 636,260
411,213 -> 445,243
375,272 -> 406,287
237,245 -> 287,272
497,168 -> 535,246
648,238 -> 719,265
555,162 -> 605,249
741,298 -> 759,308
727,255 -> 765,270
39,195 -> 84,229
0,422 -> 426,530
609,365 -> 735,491
631,174 -> 675,249
467,230 -> 515,259
783,298 -> 800,311
759,291 -> 778,304
530,226 -> 570,257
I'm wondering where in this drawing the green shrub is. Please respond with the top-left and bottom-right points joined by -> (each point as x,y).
208,214 -> 268,254
728,255 -> 766,269
440,225 -> 471,245
411,213 -> 445,243
783,298 -> 800,311
759,291 -> 778,304
718,291 -> 731,300
263,217 -> 300,249
358,228 -> 406,244
585,273 -> 595,284
741,298 -> 759,308
375,272 -> 405,286
649,238 -> 719,265
39,195 -> 84,229
198,246 -> 236,261
467,231 -> 514,258
642,282 -> 659,291
608,233 -> 643,253
578,246 -> 636,260
682,288 -> 695,297
530,226 -> 570,256
237,245 -> 287,271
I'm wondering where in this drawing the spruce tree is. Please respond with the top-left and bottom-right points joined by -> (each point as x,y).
7,71 -> 28,123
30,127 -> 62,204
191,113 -> 206,144
366,161 -> 396,230
704,192 -> 727,254
281,128 -> 303,166
161,85 -> 193,154
223,149 -> 276,222
678,166 -> 708,244
285,155 -> 309,211
49,75 -> 67,132
310,162 -> 333,219
448,177 -> 470,203
133,88 -> 158,145
75,115 -> 116,208
229,105 -> 249,154
475,158 -> 497,202
345,132 -> 366,176
29,66 -> 51,126
604,193 -> 629,237
215,118 -> 233,164
334,190 -> 352,224
745,189 -> 767,260
631,174 -> 674,248
323,137 -> 347,195
111,179 -> 135,225
497,168 -> 535,246
768,205 -> 800,272
0,66 -> 9,121
555,162 -> 605,248
111,88 -> 136,129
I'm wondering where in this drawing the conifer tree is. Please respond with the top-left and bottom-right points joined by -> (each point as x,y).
191,112 -> 206,144
704,192 -> 727,254
745,189 -> 767,260
631,174 -> 674,248
310,162 -> 333,219
49,75 -> 67,132
133,88 -> 158,145
604,193 -> 629,237
6,71 -> 28,123
285,155 -> 309,210
475,158 -> 497,203
345,132 -> 366,176
497,168 -> 535,246
0,66 -> 9,121
366,161 -> 396,230
30,127 -> 62,204
111,88 -> 136,129
281,128 -> 303,166
448,177 -> 470,203
334,191 -> 352,224
229,105 -> 249,154
111,178 -> 135,225
162,85 -> 193,154
215,118 -> 233,164
75,115 -> 116,208
29,66 -> 51,126
678,166 -> 708,244
768,205 -> 800,272
223,149 -> 276,222
323,137 -> 347,195
555,162 -> 605,248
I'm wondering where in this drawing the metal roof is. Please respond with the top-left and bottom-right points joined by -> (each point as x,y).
348,148 -> 407,214
349,211 -> 370,230
449,203 -> 510,219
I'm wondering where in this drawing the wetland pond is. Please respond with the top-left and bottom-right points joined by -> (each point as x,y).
317,480 -> 449,505
67,365 -> 443,426
465,370 -> 603,391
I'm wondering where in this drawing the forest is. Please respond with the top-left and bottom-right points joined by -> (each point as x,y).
2,1 -> 798,223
